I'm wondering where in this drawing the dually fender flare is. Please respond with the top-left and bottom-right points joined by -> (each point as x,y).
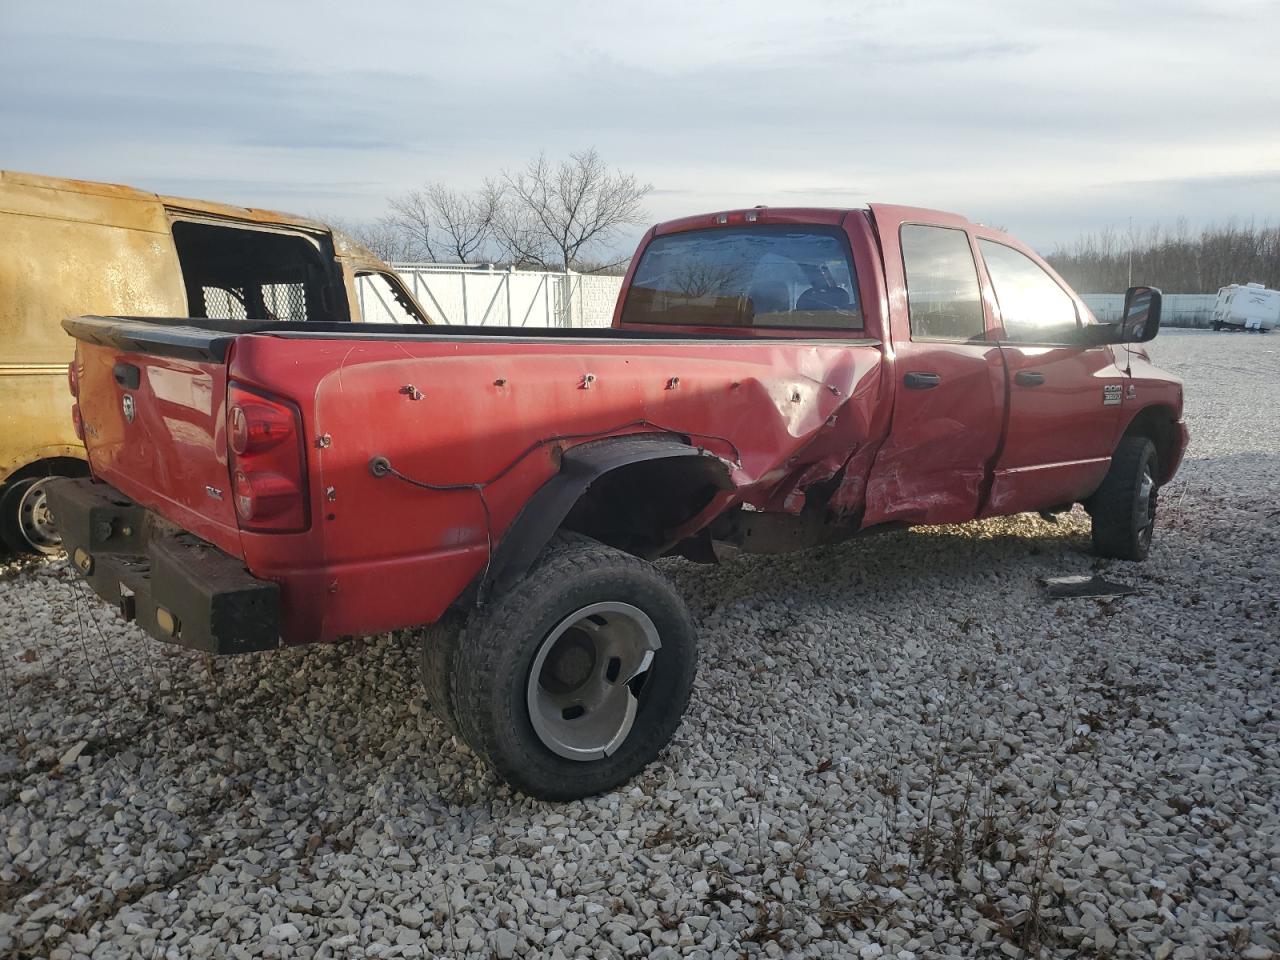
480,435 -> 710,599
1116,402 -> 1184,483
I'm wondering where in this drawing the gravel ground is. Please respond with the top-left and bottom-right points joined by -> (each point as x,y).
1,329 -> 1276,960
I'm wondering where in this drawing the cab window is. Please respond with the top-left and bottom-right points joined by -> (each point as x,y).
900,225 -> 986,341
171,220 -> 346,322
356,272 -> 427,324
978,240 -> 1080,343
621,225 -> 862,330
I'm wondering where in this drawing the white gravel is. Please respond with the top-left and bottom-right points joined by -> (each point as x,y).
1,329 -> 1277,959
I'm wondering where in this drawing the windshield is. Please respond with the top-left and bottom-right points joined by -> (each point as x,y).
621,225 -> 862,330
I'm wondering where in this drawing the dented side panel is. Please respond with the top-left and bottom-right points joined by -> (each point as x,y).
860,204 -> 1008,527
226,335 -> 885,643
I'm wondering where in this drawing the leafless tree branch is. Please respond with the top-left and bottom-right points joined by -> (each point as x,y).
1047,218 -> 1280,293
376,149 -> 649,271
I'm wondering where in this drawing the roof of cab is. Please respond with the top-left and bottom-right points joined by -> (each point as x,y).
0,169 -> 330,233
652,207 -> 860,236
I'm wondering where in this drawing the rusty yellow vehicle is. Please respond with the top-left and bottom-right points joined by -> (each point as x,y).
0,169 -> 432,554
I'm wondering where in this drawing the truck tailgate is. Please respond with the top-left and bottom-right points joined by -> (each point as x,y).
67,316 -> 243,556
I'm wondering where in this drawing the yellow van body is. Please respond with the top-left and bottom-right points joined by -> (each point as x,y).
0,170 -> 430,552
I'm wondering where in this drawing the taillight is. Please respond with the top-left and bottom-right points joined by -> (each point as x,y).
67,361 -> 79,397
230,400 -> 293,456
226,383 -> 308,532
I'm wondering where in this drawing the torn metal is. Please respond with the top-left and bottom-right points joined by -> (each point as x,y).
1040,574 -> 1138,600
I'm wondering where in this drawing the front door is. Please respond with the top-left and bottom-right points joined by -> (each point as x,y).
975,237 -> 1126,516
863,215 -> 1005,526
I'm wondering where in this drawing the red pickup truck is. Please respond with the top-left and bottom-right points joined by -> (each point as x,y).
49,204 -> 1187,799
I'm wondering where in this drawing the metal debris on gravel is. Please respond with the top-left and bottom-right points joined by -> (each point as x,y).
1039,574 -> 1139,601
1,331 -> 1277,959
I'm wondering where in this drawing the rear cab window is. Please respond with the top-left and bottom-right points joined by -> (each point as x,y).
621,225 -> 862,331
900,224 -> 986,341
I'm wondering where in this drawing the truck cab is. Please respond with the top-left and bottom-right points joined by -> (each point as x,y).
615,204 -> 1186,530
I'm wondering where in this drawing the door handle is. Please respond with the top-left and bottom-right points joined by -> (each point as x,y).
1015,371 -> 1045,387
113,362 -> 141,389
904,372 -> 941,390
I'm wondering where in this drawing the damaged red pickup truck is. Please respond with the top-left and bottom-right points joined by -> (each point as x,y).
50,204 -> 1187,799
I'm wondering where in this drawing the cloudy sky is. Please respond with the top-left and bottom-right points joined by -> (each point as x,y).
4,0 -> 1278,254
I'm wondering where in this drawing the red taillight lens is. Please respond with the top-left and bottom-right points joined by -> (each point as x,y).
229,401 -> 293,456
71,403 -> 84,441
67,361 -> 79,397
233,469 -> 300,522
226,383 -> 308,532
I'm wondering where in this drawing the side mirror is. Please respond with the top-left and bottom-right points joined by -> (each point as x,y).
1083,285 -> 1162,345
1119,285 -> 1161,343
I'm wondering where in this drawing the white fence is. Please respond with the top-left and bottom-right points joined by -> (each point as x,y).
392,264 -> 624,328
1081,294 -> 1218,328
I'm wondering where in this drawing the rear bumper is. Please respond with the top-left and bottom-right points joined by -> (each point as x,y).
46,478 -> 280,655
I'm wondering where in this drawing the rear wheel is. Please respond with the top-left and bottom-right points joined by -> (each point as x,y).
449,534 -> 697,800
1,477 -> 63,555
1089,436 -> 1159,561
418,612 -> 463,736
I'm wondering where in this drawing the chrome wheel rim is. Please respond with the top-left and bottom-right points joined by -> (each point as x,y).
17,479 -> 61,552
1136,464 -> 1157,547
526,602 -> 660,762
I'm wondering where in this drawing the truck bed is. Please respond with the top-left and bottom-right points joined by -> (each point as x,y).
62,315 -> 887,644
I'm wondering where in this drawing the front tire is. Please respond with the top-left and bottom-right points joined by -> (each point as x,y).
1089,436 -> 1160,561
449,534 -> 697,800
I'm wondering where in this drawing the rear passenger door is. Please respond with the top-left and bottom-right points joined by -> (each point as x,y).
976,238 -> 1125,516
863,218 -> 1006,526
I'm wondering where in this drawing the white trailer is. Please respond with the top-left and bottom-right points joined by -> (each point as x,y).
1212,282 -> 1280,332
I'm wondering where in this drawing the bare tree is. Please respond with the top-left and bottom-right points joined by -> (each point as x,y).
384,190 -> 437,261
494,149 -> 651,272
1047,219 -> 1280,293
388,184 -> 498,263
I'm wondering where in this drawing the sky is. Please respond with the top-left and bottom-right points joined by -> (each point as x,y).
4,0 -> 1279,256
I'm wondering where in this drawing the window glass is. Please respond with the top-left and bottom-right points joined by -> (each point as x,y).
621,225 -> 862,329
357,272 -> 426,324
900,225 -> 985,341
979,240 -> 1079,342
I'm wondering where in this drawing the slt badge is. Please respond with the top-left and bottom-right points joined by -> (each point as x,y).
122,394 -> 136,423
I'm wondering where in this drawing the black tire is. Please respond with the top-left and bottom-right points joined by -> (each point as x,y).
418,611 -> 464,736
1211,321 -> 1223,331
1089,436 -> 1160,561
449,534 -> 697,801
1,478 -> 63,556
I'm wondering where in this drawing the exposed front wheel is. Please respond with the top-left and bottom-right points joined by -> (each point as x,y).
1,477 -> 64,555
449,534 -> 697,800
1089,436 -> 1160,561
